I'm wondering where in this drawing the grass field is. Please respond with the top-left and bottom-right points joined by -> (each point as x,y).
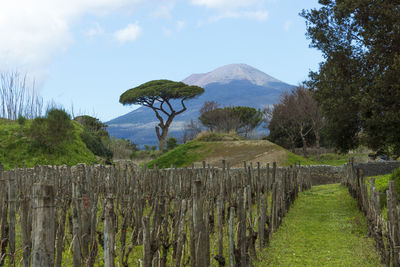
256,184 -> 383,266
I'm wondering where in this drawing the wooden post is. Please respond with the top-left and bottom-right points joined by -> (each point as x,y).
104,193 -> 115,267
142,216 -> 151,267
228,207 -> 235,267
32,184 -> 55,267
272,162 -> 276,186
72,181 -> 82,267
0,164 -> 8,267
8,171 -> 16,266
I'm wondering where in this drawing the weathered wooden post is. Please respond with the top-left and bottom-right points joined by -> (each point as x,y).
142,216 -> 151,267
228,207 -> 235,267
0,164 -> 8,266
104,193 -> 115,267
32,184 -> 55,267
8,171 -> 16,266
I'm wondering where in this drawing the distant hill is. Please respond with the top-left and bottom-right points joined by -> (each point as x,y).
106,64 -> 295,146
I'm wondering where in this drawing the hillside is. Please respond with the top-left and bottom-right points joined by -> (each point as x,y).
106,64 -> 295,146
0,119 -> 97,170
148,139 -> 315,168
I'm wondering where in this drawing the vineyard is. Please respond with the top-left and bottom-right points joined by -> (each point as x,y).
0,161 -> 311,266
344,159 -> 400,266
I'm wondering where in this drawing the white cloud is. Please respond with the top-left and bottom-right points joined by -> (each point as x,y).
114,23 -> 142,43
191,0 -> 260,10
151,2 -> 175,19
0,0 -> 145,74
85,23 -> 104,37
198,10 -> 268,26
284,20 -> 292,31
192,0 -> 268,26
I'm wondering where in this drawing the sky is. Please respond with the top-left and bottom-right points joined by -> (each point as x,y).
0,0 -> 323,122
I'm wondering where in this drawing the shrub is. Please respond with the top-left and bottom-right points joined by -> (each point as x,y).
45,109 -> 73,148
17,115 -> 26,125
28,108 -> 74,151
29,117 -> 47,147
195,131 -> 242,142
166,137 -> 178,151
103,137 -> 137,159
80,130 -> 113,159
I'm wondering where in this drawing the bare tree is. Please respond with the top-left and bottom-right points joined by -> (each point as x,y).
0,71 -> 43,120
264,86 -> 324,157
298,87 -> 325,160
182,119 -> 202,143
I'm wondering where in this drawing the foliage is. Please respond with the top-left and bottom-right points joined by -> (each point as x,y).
130,149 -> 162,161
165,137 -> 178,151
144,145 -> 157,152
29,108 -> 74,151
17,115 -> 26,125
199,101 -> 263,136
74,115 -> 109,137
120,80 -> 204,150
285,151 -> 316,167
74,115 -> 113,160
195,131 -> 242,142
264,87 -> 323,155
102,137 -> 137,160
301,1 -> 400,157
80,131 -> 113,159
257,184 -> 382,266
391,167 -> 400,196
366,167 -> 400,209
0,119 -> 97,170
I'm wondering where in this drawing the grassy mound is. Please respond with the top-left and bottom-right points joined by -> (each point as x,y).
0,119 -> 97,170
148,139 -> 318,169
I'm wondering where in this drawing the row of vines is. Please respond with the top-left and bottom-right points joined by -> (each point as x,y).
343,159 -> 399,266
0,160 -> 311,266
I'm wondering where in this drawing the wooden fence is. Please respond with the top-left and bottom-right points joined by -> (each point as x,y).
0,160 -> 311,267
343,159 -> 399,266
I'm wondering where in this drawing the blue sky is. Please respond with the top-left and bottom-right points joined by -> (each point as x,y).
1,0 -> 322,122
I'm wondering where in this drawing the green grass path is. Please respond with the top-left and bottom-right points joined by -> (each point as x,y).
256,184 -> 383,266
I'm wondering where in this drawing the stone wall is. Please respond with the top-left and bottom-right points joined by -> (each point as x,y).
296,161 -> 400,185
299,165 -> 344,185
353,161 -> 400,177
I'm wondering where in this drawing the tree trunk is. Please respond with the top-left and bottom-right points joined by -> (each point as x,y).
156,115 -> 175,151
300,134 -> 307,158
315,131 -> 321,161
157,126 -> 169,151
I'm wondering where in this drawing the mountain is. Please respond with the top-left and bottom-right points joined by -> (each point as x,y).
106,64 -> 295,146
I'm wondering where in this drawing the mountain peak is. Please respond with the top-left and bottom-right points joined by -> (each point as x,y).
182,63 -> 282,87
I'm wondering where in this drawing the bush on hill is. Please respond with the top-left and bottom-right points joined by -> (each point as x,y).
29,108 -> 74,151
74,115 -> 113,160
0,118 -> 97,170
195,131 -> 242,142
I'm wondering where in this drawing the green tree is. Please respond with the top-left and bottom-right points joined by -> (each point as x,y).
199,102 -> 263,136
301,0 -> 400,157
120,80 -> 204,151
